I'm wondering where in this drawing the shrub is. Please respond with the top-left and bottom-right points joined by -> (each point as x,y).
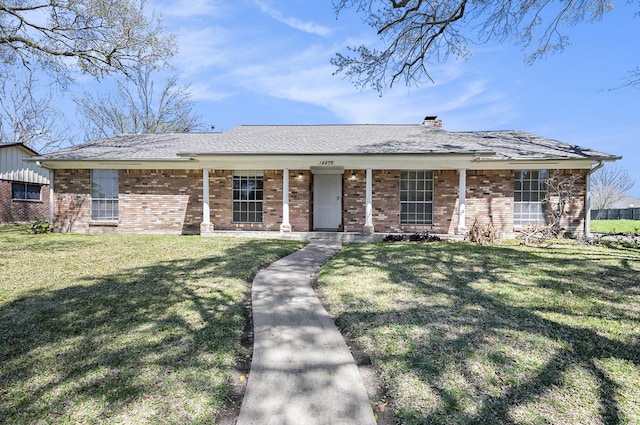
383,232 -> 442,243
29,219 -> 52,234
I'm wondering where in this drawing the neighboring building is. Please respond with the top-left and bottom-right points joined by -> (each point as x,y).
591,195 -> 640,220
610,196 -> 640,209
29,118 -> 620,236
1,143 -> 51,224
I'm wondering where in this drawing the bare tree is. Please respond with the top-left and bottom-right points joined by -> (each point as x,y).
332,0 -> 637,92
75,66 -> 202,139
591,165 -> 635,210
0,0 -> 176,84
0,72 -> 72,152
518,171 -> 581,245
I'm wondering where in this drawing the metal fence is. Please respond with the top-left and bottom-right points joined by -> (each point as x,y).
591,208 -> 640,220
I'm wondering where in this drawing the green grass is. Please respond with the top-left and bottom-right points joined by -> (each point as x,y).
591,219 -> 640,235
0,227 -> 302,424
317,241 -> 640,424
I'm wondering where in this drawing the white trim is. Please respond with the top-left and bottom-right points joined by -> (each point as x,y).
199,154 -> 482,171
310,165 -> 345,175
399,170 -> 434,225
49,170 -> 55,225
233,169 -> 264,177
281,168 -> 291,232
201,168 -> 213,233
364,168 -> 374,234
34,159 -> 198,170
34,155 -> 604,172
458,169 -> 466,234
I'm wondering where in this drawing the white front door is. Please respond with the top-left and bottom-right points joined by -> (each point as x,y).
313,174 -> 342,230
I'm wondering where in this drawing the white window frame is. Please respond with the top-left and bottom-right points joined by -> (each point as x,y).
232,171 -> 264,224
91,169 -> 119,221
514,170 -> 548,225
400,170 -> 434,225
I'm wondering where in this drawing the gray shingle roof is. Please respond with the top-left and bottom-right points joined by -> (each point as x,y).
32,124 -> 619,161
31,133 -> 220,161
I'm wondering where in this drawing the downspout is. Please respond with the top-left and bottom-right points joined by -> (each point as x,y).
585,160 -> 605,237
49,170 -> 55,227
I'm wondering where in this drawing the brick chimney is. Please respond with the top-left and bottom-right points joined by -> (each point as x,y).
423,115 -> 443,128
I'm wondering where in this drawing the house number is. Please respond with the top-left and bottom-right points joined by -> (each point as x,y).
319,160 -> 334,165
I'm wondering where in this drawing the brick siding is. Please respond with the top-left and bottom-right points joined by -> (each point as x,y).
50,167 -> 589,236
119,169 -> 202,234
343,169 -> 366,232
545,169 -> 588,236
0,179 -> 50,223
466,170 -> 515,235
53,169 -> 92,232
290,170 -> 311,232
54,169 -> 202,234
210,170 -> 284,231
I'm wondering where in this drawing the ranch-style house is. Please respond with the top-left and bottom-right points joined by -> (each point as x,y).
29,117 -> 620,237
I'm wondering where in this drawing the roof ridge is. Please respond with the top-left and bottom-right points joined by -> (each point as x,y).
236,123 -> 420,127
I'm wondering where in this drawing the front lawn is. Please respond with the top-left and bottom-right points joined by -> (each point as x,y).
591,219 -> 640,235
317,241 -> 640,424
0,228 -> 302,424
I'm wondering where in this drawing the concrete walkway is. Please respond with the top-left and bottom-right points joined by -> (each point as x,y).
236,242 -> 377,425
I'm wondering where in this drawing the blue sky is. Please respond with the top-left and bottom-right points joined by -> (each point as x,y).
107,1 -> 640,195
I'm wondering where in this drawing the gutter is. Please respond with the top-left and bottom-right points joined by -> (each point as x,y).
477,155 -> 623,164
25,157 -> 195,163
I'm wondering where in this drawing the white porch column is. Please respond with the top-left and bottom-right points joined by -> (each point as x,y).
363,168 -> 374,234
457,169 -> 467,234
280,168 -> 292,232
200,168 -> 214,234
49,170 -> 55,225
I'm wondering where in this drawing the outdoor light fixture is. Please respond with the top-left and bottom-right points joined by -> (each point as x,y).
351,172 -> 357,180
298,172 -> 303,178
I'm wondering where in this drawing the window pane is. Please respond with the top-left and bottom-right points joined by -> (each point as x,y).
92,170 -> 119,220
11,183 -> 26,200
26,184 -> 41,200
514,169 -> 547,225
232,173 -> 264,223
399,170 -> 434,225
539,170 -> 549,180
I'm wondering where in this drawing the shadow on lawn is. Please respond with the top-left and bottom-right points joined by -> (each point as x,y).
0,239 -> 295,424
328,243 -> 640,425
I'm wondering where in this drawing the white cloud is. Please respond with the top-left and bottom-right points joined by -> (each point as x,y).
164,4 -> 517,129
188,82 -> 235,102
254,1 -> 333,36
223,40 -> 515,127
175,26 -> 236,76
151,0 -> 225,19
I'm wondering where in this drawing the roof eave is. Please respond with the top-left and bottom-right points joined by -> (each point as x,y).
1,143 -> 39,155
176,151 -> 497,157
473,155 -> 622,162
27,157 -> 196,170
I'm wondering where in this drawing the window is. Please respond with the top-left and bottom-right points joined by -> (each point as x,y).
232,171 -> 263,223
91,169 -> 119,221
400,170 -> 434,225
514,170 -> 548,225
11,182 -> 41,200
